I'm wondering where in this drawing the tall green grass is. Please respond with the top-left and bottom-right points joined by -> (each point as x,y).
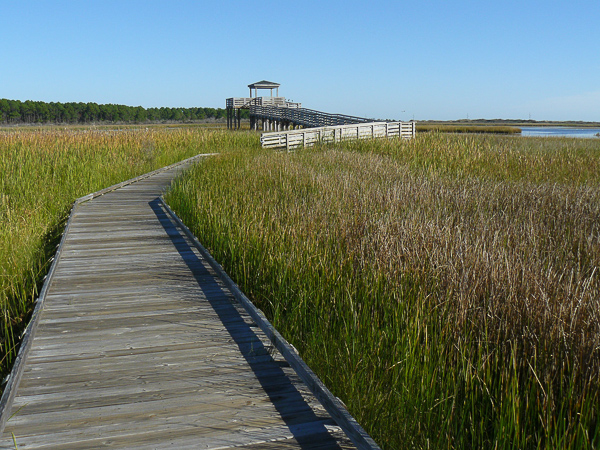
417,124 -> 522,134
165,133 -> 600,449
0,127 -> 253,385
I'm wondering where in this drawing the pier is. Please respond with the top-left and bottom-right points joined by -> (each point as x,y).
226,80 -> 371,131
226,81 -> 416,148
0,157 -> 378,449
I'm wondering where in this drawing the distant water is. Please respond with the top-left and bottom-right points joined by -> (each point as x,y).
521,127 -> 600,138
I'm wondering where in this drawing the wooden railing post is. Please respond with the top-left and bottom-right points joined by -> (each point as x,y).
260,121 -> 415,149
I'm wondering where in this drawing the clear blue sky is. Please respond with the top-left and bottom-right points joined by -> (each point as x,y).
1,1 -> 598,121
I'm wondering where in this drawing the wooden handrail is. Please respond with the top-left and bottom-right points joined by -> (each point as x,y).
261,121 -> 416,149
250,105 -> 374,128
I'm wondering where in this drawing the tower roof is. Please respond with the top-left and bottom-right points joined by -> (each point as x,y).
248,80 -> 280,89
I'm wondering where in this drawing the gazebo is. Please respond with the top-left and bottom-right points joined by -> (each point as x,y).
226,81 -> 300,130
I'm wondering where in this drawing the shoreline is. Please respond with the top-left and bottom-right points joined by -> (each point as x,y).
420,119 -> 600,128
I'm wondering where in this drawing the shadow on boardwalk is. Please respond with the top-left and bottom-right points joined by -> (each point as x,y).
149,198 -> 344,448
0,159 -> 360,449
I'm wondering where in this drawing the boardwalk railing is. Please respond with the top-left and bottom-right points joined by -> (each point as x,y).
261,121 -> 416,149
251,104 -> 373,128
227,97 -> 302,108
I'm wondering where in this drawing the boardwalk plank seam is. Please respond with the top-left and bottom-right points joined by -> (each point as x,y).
0,155 -> 378,449
160,198 -> 381,450
0,154 -> 213,434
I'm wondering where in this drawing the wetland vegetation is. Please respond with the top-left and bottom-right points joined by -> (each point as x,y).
416,124 -> 522,134
165,132 -> 600,449
0,127 -> 241,384
2,127 -> 599,449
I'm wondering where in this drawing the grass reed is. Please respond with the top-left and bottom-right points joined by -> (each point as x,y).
165,132 -> 600,449
417,124 -> 522,134
0,127 -> 240,384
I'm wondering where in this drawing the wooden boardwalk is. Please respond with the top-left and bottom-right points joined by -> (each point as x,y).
0,159 -> 364,449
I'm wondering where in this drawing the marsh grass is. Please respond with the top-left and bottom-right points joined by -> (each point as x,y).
166,133 -> 600,449
417,124 -> 522,134
0,127 -> 251,384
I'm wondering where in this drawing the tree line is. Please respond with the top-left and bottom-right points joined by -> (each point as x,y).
0,99 -> 249,125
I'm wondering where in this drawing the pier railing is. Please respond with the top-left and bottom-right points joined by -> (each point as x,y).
261,121 -> 416,150
226,97 -> 301,108
251,104 -> 373,128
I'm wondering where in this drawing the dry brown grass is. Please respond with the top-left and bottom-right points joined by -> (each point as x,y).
167,133 -> 600,448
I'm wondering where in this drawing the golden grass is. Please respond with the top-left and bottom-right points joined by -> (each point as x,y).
166,133 -> 600,449
417,124 -> 522,134
0,127 -> 233,380
3,128 -> 599,448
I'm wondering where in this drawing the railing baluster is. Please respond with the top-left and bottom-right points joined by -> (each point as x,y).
260,121 -> 415,149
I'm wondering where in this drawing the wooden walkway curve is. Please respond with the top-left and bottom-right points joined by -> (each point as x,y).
0,157 -> 373,449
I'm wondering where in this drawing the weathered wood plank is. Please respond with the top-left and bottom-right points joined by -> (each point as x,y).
0,158 -> 372,449
162,200 -> 381,450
